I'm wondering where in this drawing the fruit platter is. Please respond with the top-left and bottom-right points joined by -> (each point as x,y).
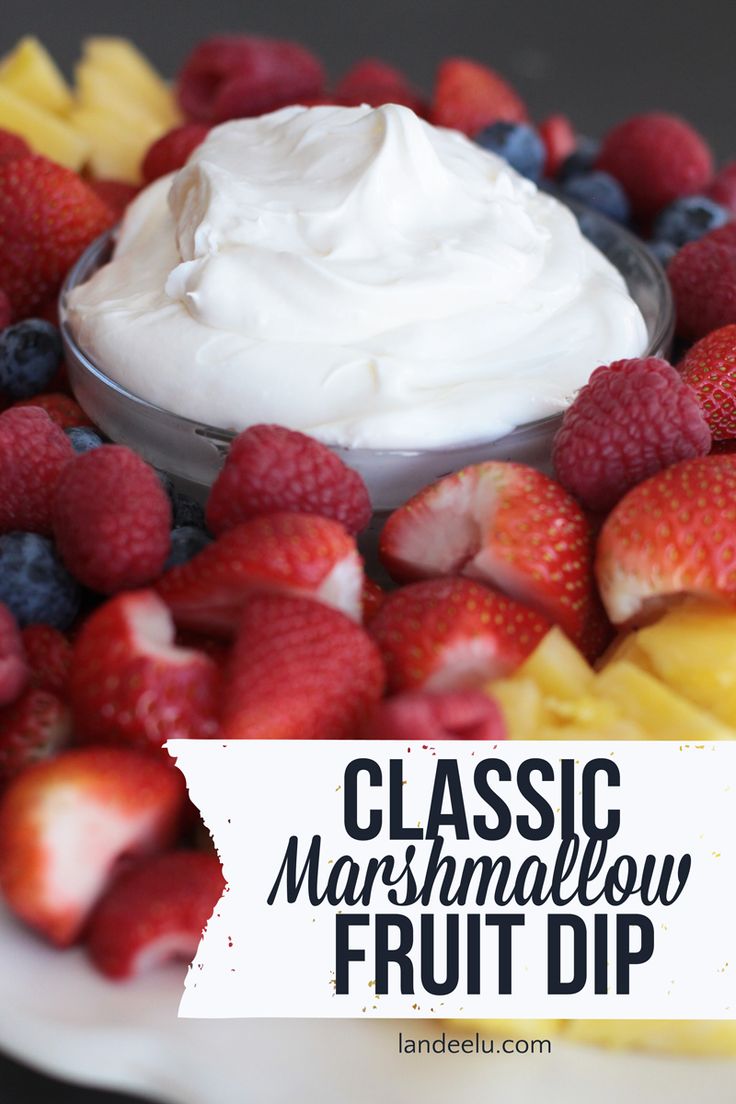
1,26 -> 736,1104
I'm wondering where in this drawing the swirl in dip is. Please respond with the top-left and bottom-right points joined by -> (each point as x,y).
67,103 -> 647,451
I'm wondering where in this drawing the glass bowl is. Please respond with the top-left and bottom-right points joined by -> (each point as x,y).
59,204 -> 674,510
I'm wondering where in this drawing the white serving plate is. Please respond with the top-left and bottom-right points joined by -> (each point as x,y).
1,903 -> 734,1104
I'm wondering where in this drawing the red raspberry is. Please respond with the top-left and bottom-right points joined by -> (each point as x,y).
334,59 -> 425,114
679,325 -> 736,440
539,114 -> 576,177
0,602 -> 28,708
141,123 -> 210,184
596,113 -> 713,219
87,179 -> 140,219
0,687 -> 70,788
668,230 -> 736,341
0,407 -> 74,535
14,393 -> 94,429
205,424 -> 372,536
20,624 -> 72,697
0,290 -> 11,330
707,162 -> 736,215
176,36 -> 325,124
552,357 -> 711,512
52,445 -> 172,593
0,129 -> 31,166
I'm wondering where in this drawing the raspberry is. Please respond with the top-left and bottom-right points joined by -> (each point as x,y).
0,129 -> 31,166
141,123 -> 210,184
538,114 -> 576,177
21,624 -> 72,697
52,445 -> 172,593
707,162 -> 736,215
334,60 -> 424,114
0,407 -> 74,535
205,424 -> 372,536
596,113 -> 713,219
668,231 -> 736,341
552,357 -> 711,512
679,325 -> 736,440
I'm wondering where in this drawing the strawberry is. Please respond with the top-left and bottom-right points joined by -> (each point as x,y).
0,602 -> 28,707
70,591 -> 220,750
0,687 -> 70,788
596,454 -> 736,624
86,851 -> 224,980
362,577 -> 385,624
334,59 -> 425,114
14,392 -> 94,428
539,114 -> 576,178
87,179 -> 140,219
141,123 -> 210,184
0,746 -> 185,945
52,445 -> 172,593
365,689 -> 506,740
0,406 -> 75,535
379,462 -> 594,648
20,624 -> 72,697
221,592 -> 385,739
430,58 -> 527,137
0,155 -> 115,319
679,325 -> 736,440
157,512 -> 363,636
369,577 -> 550,693
205,424 -> 372,537
0,129 -> 31,166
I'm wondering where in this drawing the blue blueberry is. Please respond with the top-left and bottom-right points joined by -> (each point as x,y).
172,490 -> 207,531
560,171 -> 630,224
164,526 -> 211,570
0,532 -> 81,630
0,319 -> 62,400
652,195 -> 730,249
65,426 -> 104,454
557,136 -> 601,183
648,239 -> 679,268
475,122 -> 546,182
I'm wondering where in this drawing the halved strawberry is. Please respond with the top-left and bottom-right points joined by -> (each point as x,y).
0,746 -> 186,945
369,577 -> 550,693
365,689 -> 506,740
156,512 -> 364,635
0,687 -> 70,788
596,453 -> 736,624
221,592 -> 385,739
70,591 -> 220,750
430,58 -> 527,136
0,602 -> 28,707
379,462 -> 594,648
86,851 -> 224,980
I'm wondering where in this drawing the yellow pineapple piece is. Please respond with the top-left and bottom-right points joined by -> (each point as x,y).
595,660 -> 735,740
597,629 -> 657,675
0,37 -> 73,114
564,1019 -> 736,1057
488,677 -> 544,739
80,38 -> 180,128
75,66 -> 167,142
637,599 -> 736,727
517,626 -> 594,700
67,106 -> 147,183
0,84 -> 89,169
460,1018 -> 563,1039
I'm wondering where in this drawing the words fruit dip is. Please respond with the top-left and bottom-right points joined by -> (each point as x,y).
67,103 -> 648,450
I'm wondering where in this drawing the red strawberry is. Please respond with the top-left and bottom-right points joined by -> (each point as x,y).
379,462 -> 594,648
362,577 -> 385,624
141,123 -> 210,184
334,59 -> 425,114
707,162 -> 736,215
177,35 -> 325,124
0,129 -> 31,165
20,624 -> 72,697
70,591 -> 220,750
430,58 -> 527,137
0,290 -> 11,331
88,179 -> 140,219
0,746 -> 185,945
365,689 -> 506,740
0,407 -> 74,535
0,688 -> 71,788
14,392 -> 94,428
596,113 -> 713,219
539,114 -> 577,178
679,325 -> 736,440
86,851 -> 224,980
157,512 -> 363,635
206,424 -> 372,537
0,155 -> 115,319
0,603 -> 28,707
668,231 -> 736,341
552,357 -> 711,511
596,454 -> 736,624
221,592 -> 385,739
52,445 -> 172,593
369,577 -> 550,693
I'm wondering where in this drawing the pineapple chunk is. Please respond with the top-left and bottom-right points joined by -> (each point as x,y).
597,630 -> 657,674
80,38 -> 180,128
75,66 -> 167,142
517,626 -> 593,700
0,37 -> 73,114
637,600 -> 736,727
460,1018 -> 563,1039
488,677 -> 544,739
565,1019 -> 736,1057
595,660 -> 735,740
0,84 -> 89,169
67,106 -> 147,183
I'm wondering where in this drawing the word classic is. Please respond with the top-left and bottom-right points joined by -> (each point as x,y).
267,756 -> 692,1001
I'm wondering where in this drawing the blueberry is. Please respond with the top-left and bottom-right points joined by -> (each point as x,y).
648,239 -> 679,268
557,136 -> 601,183
172,490 -> 207,531
561,171 -> 630,224
0,319 -> 62,400
0,532 -> 81,630
65,426 -> 104,454
652,195 -> 730,249
164,526 -> 211,570
475,122 -> 545,182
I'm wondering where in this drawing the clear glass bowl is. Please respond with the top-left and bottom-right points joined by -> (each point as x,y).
59,205 -> 674,509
